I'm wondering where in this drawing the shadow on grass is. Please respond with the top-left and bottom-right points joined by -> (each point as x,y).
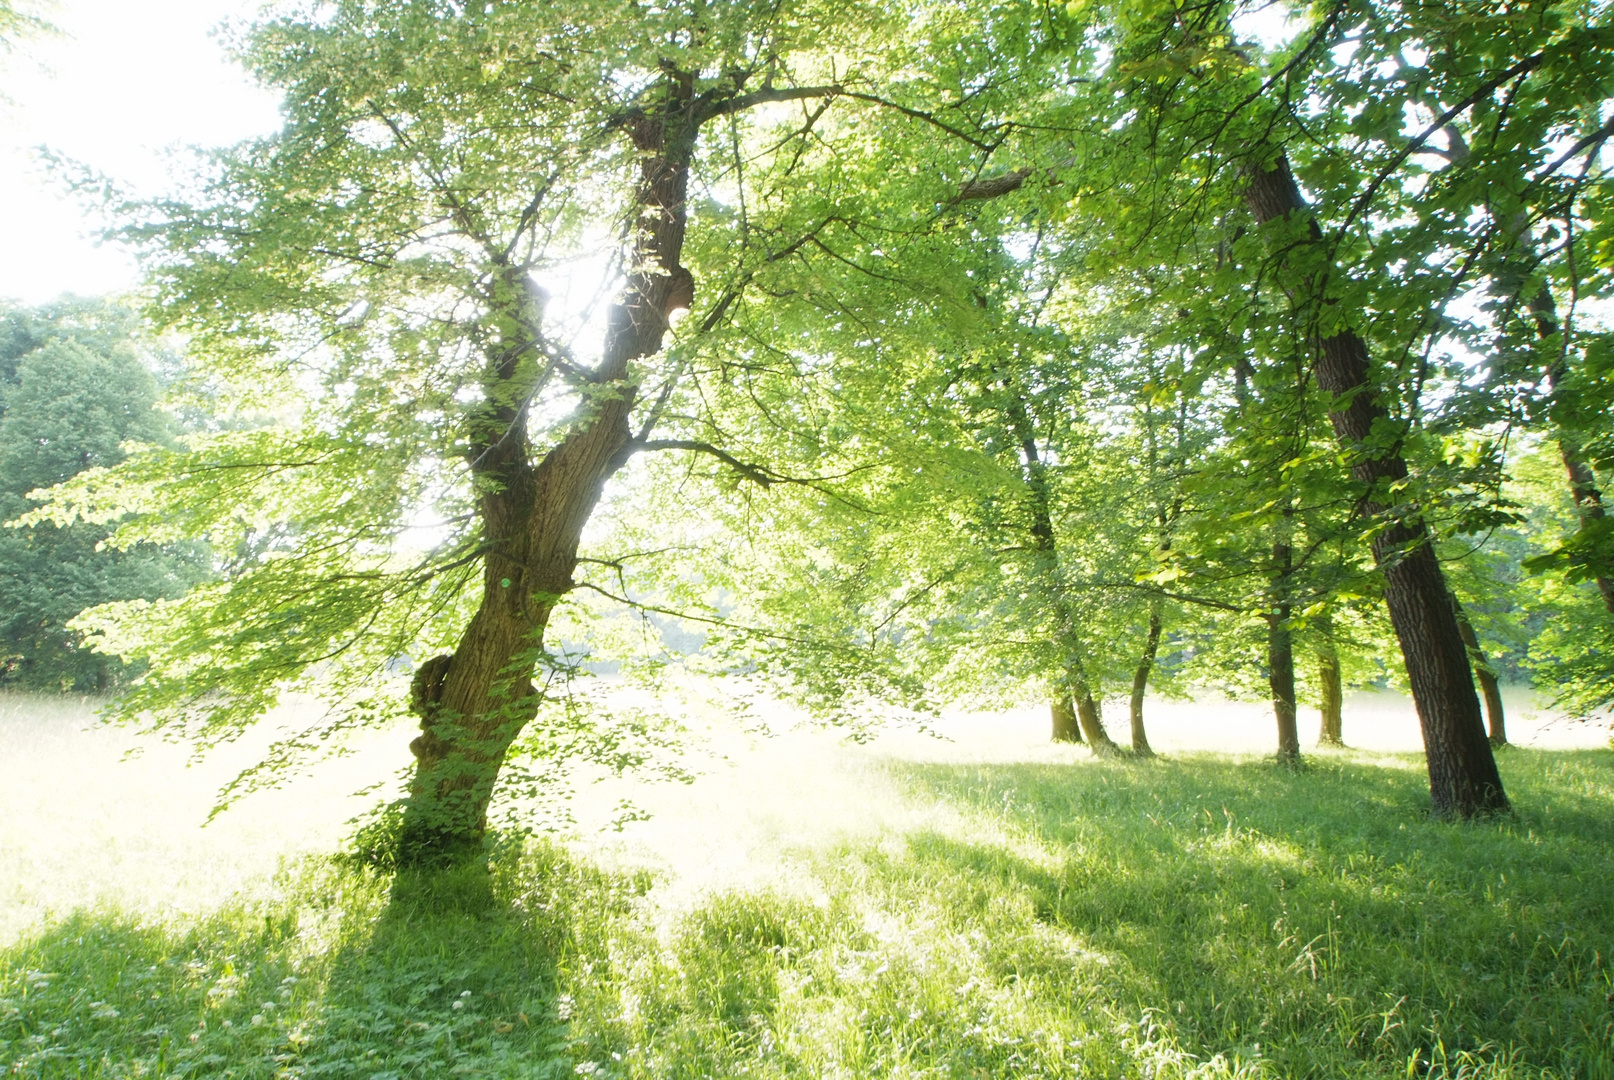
0,844 -> 639,1079
6,751 -> 1612,1080
867,748 -> 1614,1078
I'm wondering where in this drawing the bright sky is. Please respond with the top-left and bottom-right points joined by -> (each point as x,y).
0,0 -> 1305,310
0,0 -> 283,304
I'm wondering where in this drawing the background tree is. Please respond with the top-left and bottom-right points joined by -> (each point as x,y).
1037,0 -> 1614,814
0,299 -> 208,690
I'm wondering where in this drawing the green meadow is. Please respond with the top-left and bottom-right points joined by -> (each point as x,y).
3,695 -> 1610,1079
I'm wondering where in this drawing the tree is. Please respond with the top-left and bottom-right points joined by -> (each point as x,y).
642,225 -> 1179,753
0,0 -> 46,54
1051,0 -> 1614,815
36,0 -> 1017,864
0,300 -> 207,690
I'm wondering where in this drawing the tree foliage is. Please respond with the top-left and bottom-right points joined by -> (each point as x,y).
0,300 -> 209,690
22,0 -> 1614,835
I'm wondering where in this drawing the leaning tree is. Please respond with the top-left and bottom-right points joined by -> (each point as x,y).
32,0 -> 990,863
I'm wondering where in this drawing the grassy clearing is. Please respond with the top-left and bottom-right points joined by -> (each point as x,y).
0,851 -> 633,1079
4,747 -> 1612,1079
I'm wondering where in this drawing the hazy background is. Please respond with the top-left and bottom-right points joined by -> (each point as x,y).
3,684 -> 1600,943
1,0 -> 281,302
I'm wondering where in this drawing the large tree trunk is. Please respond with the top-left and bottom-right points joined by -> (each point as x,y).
1267,538 -> 1300,766
1070,672 -> 1118,752
1315,623 -> 1344,746
1128,602 -> 1161,756
398,76 -> 701,861
1051,695 -> 1084,743
1452,597 -> 1507,747
1244,156 -> 1508,817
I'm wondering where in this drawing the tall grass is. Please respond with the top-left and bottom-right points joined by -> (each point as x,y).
3,747 -> 1611,1078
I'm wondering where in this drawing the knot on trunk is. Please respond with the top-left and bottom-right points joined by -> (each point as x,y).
410,653 -> 453,720
663,266 -> 694,318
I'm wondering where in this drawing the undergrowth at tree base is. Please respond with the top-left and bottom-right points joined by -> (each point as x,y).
3,747 -> 1612,1079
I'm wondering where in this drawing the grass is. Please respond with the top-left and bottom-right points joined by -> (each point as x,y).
3,746 -> 1612,1078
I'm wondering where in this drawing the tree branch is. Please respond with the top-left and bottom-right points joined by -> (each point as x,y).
835,90 -> 995,152
571,580 -> 815,645
1080,579 -> 1247,613
956,169 -> 1031,201
1336,51 -> 1546,239
634,438 -> 793,487
697,83 -> 844,123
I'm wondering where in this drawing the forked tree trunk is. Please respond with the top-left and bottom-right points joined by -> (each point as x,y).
398,76 -> 702,861
1004,381 -> 1121,754
1051,696 -> 1084,743
1452,597 -> 1507,747
1128,603 -> 1161,756
1316,625 -> 1344,746
1245,155 -> 1508,817
1070,673 -> 1119,752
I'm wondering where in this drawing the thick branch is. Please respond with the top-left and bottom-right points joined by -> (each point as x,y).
697,83 -> 843,123
957,169 -> 1030,201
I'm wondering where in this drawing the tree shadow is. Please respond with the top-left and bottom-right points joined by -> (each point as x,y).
6,752 -> 1611,1079
863,748 -> 1614,1077
0,843 -> 637,1078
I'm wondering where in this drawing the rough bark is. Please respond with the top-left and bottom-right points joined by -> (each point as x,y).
1267,538 -> 1300,766
1128,603 -> 1161,756
1071,679 -> 1117,750
1051,696 -> 1084,743
1244,155 -> 1508,817
1315,625 -> 1344,746
1452,597 -> 1507,747
398,74 -> 703,861
958,169 -> 1030,201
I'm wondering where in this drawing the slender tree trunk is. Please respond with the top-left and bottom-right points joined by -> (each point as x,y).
1267,539 -> 1300,766
1003,381 -> 1120,753
1268,612 -> 1299,765
1552,427 -> 1614,614
1128,603 -> 1161,756
1315,624 -> 1344,746
1244,156 -> 1508,817
1519,281 -> 1614,613
1491,199 -> 1613,609
398,75 -> 702,861
1442,137 -> 1614,612
1051,695 -> 1084,742
1452,597 -> 1507,747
